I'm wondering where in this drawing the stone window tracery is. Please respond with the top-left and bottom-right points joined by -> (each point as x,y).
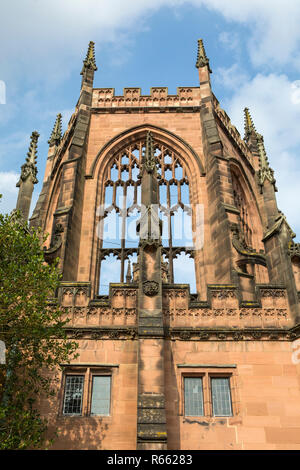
97,138 -> 196,294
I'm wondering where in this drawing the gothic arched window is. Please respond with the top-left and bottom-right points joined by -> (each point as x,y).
97,138 -> 196,294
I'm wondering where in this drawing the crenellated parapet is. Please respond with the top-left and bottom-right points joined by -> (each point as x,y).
92,86 -> 201,109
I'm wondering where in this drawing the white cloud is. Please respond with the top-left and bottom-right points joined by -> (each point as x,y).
201,0 -> 300,69
220,72 -> 300,235
0,171 -> 18,215
0,0 -> 299,233
0,132 -> 29,164
215,63 -> 249,90
1,0 -> 300,86
0,171 -> 39,216
218,31 -> 241,56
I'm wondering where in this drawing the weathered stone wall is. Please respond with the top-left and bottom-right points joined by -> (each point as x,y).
41,338 -> 138,450
165,339 -> 300,450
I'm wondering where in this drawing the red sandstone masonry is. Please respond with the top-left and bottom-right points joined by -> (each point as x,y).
29,41 -> 300,449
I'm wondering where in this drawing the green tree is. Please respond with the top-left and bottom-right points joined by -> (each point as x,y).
0,206 -> 77,449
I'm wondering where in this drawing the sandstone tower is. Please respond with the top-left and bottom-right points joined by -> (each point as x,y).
15,39 -> 300,450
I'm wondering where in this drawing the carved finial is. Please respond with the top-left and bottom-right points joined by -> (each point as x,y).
48,113 -> 62,147
244,107 -> 256,141
81,41 -> 97,75
143,131 -> 157,174
126,260 -> 132,283
195,39 -> 212,73
16,131 -> 39,187
256,133 -> 277,192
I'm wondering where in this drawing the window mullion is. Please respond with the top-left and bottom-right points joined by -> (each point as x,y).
167,183 -> 174,283
120,183 -> 127,282
82,367 -> 90,416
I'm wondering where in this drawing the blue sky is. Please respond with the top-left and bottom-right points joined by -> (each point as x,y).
0,0 -> 300,240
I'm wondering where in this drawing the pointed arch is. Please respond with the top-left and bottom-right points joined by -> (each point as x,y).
89,126 -> 204,295
87,123 -> 206,180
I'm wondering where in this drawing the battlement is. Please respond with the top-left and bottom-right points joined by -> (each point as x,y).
92,86 -> 201,108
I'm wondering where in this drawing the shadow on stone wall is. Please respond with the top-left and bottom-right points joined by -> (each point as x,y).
165,344 -> 181,449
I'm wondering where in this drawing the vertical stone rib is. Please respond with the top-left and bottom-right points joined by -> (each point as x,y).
136,132 -> 167,450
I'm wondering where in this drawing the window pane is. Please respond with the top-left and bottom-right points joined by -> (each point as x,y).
173,253 -> 196,293
184,377 -> 203,416
91,376 -> 111,416
211,377 -> 232,416
63,375 -> 84,415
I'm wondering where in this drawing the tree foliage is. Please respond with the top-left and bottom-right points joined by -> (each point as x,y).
0,208 -> 78,449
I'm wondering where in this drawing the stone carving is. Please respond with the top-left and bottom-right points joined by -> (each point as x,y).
260,289 -> 286,298
95,87 -> 200,108
60,284 -> 90,306
73,307 -> 86,318
109,330 -> 120,339
143,280 -> 159,297
179,331 -> 191,340
256,133 -> 277,192
231,224 -> 266,266
81,40 -> 97,73
195,39 -> 212,72
44,222 -> 64,262
168,327 -> 298,342
211,290 -> 236,299
65,327 -> 137,340
288,240 -> 300,259
263,211 -> 296,242
213,95 -> 251,162
163,307 -> 289,322
143,131 -> 157,174
252,332 -> 262,340
48,113 -> 62,147
233,332 -> 243,341
16,131 -> 39,186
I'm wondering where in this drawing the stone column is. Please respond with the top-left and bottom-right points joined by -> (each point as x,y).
16,131 -> 39,222
136,132 -> 167,450
48,42 -> 97,280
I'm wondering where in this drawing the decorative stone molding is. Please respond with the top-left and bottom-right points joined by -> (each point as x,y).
231,224 -> 266,266
81,40 -> 97,74
288,240 -> 300,259
16,131 -> 39,186
143,280 -> 159,297
48,113 -> 62,147
167,325 -> 300,342
263,212 -> 296,242
211,290 -> 236,300
43,222 -> 64,262
143,131 -> 157,174
195,39 -> 212,72
260,289 -> 286,298
163,307 -> 288,320
93,86 -> 201,109
61,321 -> 300,342
59,283 -> 91,307
64,327 -> 137,340
256,133 -> 277,192
50,111 -> 78,179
